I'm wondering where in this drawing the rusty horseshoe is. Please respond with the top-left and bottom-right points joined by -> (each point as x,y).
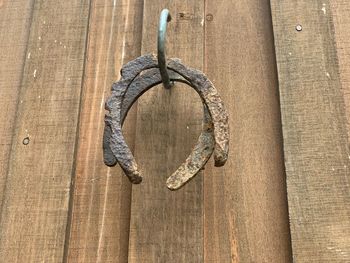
103,54 -> 229,190
103,66 -> 214,189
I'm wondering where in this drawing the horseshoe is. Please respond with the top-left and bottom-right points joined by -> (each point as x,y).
103,54 -> 229,189
103,68 -> 215,189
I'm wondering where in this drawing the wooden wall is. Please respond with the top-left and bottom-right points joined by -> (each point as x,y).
0,0 -> 349,262
270,1 -> 350,262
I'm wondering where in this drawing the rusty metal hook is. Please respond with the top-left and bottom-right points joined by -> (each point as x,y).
158,9 -> 173,89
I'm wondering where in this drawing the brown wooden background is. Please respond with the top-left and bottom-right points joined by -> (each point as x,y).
1,0 -> 349,262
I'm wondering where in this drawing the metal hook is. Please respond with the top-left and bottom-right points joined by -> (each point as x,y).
158,9 -> 173,89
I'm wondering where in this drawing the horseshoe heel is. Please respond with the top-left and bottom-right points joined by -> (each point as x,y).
103,54 -> 229,189
166,60 -> 229,167
166,104 -> 214,190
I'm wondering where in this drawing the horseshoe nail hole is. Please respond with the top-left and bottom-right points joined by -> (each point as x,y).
22,137 -> 30,145
206,14 -> 214,21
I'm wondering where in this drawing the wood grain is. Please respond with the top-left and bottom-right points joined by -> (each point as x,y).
270,0 -> 350,261
0,0 -> 90,261
0,0 -> 34,211
3,0 -> 349,261
128,1 -> 205,262
204,0 -> 292,262
66,0 -> 143,262
330,5 -> 350,259
331,2 -> 350,139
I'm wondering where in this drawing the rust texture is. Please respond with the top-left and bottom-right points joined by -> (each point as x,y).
166,59 -> 229,167
166,105 -> 214,190
103,54 -> 229,189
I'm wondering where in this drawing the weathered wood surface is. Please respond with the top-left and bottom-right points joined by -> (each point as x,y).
270,0 -> 350,261
66,0 -> 143,262
128,1 -> 205,262
0,0 -> 34,218
203,0 -> 292,262
0,0 -> 90,261
3,0 -> 350,262
331,2 -> 350,138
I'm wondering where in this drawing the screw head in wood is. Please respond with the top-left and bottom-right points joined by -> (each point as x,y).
22,137 -> 30,145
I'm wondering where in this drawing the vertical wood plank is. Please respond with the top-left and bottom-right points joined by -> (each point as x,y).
128,1 -> 205,262
331,2 -> 350,138
0,1 -> 91,262
270,0 -> 350,261
0,0 -> 34,206
204,0 -> 292,262
66,0 -> 143,262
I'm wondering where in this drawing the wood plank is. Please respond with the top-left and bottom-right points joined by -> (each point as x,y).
0,0 -> 91,262
204,0 -> 292,262
270,0 -> 350,261
331,2 -> 350,139
66,0 -> 144,262
0,0 -> 34,209
330,6 -> 350,257
128,1 -> 205,262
